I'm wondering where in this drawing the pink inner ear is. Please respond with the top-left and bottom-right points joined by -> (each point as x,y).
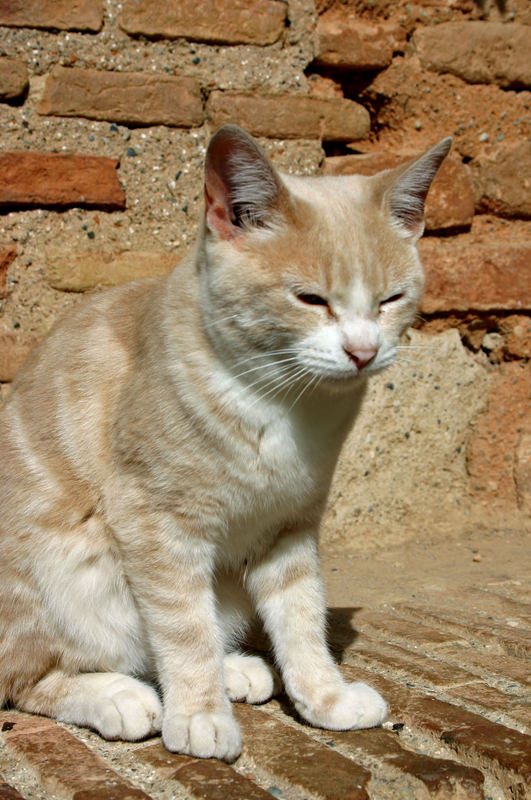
204,184 -> 238,241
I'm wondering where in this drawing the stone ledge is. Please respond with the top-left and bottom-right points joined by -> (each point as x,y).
0,0 -> 103,32
119,0 -> 286,46
206,92 -> 370,141
38,67 -> 204,128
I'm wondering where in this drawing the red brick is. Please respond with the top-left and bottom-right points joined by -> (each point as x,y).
0,152 -> 125,210
38,67 -> 203,128
119,0 -> 286,46
234,704 -> 371,799
0,244 -> 16,299
436,644 -> 531,689
0,0 -> 103,32
341,665 -> 531,791
206,92 -> 370,141
470,141 -> 531,219
0,711 -> 153,799
45,248 -> 177,291
447,683 -> 531,729
315,10 -> 402,70
418,236 -> 531,314
0,776 -> 25,800
329,727 -> 485,798
0,58 -> 28,101
414,22 -> 531,88
0,333 -> 37,382
323,152 -> 474,233
136,742 -> 273,799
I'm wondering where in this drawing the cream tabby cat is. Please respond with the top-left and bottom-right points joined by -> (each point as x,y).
0,125 -> 451,762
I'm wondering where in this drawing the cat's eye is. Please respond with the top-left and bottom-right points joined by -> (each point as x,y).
295,292 -> 329,308
380,292 -> 404,307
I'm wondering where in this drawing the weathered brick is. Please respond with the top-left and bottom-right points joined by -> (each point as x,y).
119,0 -> 286,45
419,237 -> 531,313
436,644 -> 531,689
447,683 -> 531,729
136,742 -> 273,799
466,363 -> 531,512
0,333 -> 37,382
414,22 -> 531,88
0,58 -> 28,101
347,638 -> 480,688
45,249 -> 177,292
323,152 -> 474,233
0,711 -> 153,799
352,609 -> 467,647
393,603 -> 531,660
234,704 -> 371,799
470,141 -> 531,219
0,0 -> 103,32
315,10 -> 402,70
329,727 -> 485,799
0,152 -> 125,210
206,92 -> 370,141
341,665 -> 531,792
0,775 -> 25,800
0,244 -> 17,299
38,67 -> 203,128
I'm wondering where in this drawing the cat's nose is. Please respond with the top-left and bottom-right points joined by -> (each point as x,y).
344,347 -> 377,371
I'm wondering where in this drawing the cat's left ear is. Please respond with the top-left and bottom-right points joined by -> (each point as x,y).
204,124 -> 287,241
381,137 -> 453,241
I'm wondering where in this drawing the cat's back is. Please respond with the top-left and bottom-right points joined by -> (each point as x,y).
0,276 -> 163,518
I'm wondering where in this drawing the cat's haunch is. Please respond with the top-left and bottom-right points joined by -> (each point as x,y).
0,125 -> 450,761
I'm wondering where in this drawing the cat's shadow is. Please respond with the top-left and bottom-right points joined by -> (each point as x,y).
244,606 -> 361,723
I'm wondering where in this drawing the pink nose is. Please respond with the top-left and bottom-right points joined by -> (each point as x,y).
344,347 -> 377,371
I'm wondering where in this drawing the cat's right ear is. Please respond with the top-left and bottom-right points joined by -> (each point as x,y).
204,125 -> 286,241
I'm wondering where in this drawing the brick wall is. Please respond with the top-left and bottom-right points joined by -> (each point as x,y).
0,0 -> 529,515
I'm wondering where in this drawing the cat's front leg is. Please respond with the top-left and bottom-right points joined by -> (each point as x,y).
246,529 -> 387,731
106,502 -> 241,761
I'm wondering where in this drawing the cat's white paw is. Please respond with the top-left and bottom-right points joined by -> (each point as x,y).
73,675 -> 162,741
295,681 -> 387,731
224,653 -> 281,704
162,711 -> 241,762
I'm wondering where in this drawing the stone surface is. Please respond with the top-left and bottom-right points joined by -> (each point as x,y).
38,67 -> 203,128
315,10 -> 403,70
136,743 -> 273,799
418,237 -> 531,313
466,362 -> 531,510
0,0 -> 103,32
0,244 -> 16,299
0,333 -> 37,382
234,703 -> 371,800
323,152 -> 474,232
0,712 -> 153,799
414,22 -> 531,88
206,92 -> 370,141
45,249 -> 178,291
0,57 -> 28,101
470,141 -> 531,219
0,152 -> 126,210
119,0 -> 286,46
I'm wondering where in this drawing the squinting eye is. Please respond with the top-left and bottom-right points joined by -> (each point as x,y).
380,292 -> 404,307
295,292 -> 329,307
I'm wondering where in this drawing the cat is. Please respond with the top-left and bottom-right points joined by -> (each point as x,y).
0,124 -> 451,762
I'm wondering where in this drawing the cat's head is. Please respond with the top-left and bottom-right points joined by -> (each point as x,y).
199,125 -> 451,395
